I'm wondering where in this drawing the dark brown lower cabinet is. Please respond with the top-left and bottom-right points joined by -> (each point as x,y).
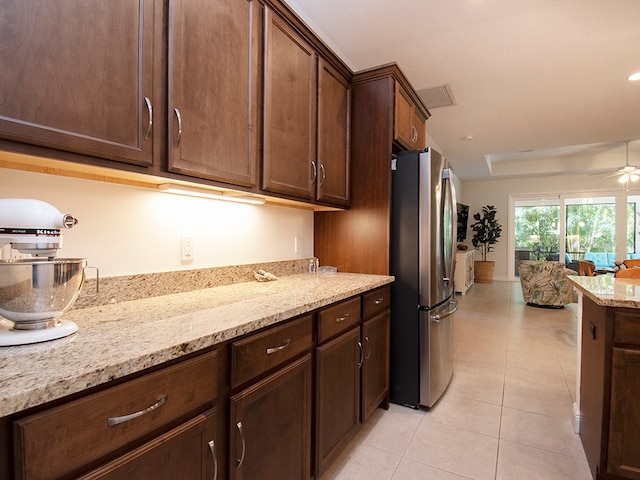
230,353 -> 312,480
78,409 -> 217,480
361,311 -> 390,423
608,348 -> 640,479
580,298 -> 640,480
580,299 -> 607,479
315,327 -> 361,477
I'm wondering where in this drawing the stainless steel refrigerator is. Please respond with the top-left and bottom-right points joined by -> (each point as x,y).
390,147 -> 458,408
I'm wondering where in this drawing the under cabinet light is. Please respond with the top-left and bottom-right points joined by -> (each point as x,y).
158,184 -> 266,205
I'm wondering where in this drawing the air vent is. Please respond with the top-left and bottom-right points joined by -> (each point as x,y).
416,84 -> 457,109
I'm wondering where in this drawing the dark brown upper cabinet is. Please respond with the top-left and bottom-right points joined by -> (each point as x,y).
262,7 -> 317,200
316,59 -> 350,207
0,0 -> 156,167
167,0 -> 262,188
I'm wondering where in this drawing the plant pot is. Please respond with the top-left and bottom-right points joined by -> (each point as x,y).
474,261 -> 495,283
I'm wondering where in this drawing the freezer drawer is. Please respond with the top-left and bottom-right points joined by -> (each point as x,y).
419,298 -> 456,408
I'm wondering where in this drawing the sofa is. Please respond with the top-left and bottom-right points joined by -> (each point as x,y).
581,252 -> 640,270
583,252 -> 616,270
518,260 -> 578,308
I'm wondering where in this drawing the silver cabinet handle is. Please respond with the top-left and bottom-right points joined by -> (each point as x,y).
411,124 -> 418,143
319,163 -> 326,186
374,298 -> 384,305
144,97 -> 153,140
310,161 -> 317,184
107,394 -> 168,426
357,341 -> 364,368
336,313 -> 350,323
266,339 -> 290,355
235,421 -> 246,468
208,440 -> 218,480
173,107 -> 183,148
364,335 -> 371,360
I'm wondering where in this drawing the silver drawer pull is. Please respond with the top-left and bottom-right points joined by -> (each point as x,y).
208,440 -> 218,480
144,96 -> 153,140
374,298 -> 384,305
107,394 -> 168,426
336,313 -> 350,323
266,339 -> 290,355
357,341 -> 364,368
236,421 -> 246,468
173,107 -> 183,148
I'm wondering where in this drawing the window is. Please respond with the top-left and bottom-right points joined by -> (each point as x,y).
513,197 -> 560,276
510,192 -> 637,279
565,196 -> 616,260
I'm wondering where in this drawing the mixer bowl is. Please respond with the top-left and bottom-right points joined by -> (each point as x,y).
0,258 -> 87,329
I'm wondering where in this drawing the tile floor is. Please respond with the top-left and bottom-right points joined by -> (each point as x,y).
320,281 -> 593,480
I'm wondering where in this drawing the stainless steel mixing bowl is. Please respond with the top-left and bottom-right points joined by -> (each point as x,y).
0,258 -> 87,329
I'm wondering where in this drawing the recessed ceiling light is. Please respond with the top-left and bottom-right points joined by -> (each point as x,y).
628,71 -> 640,81
462,135 -> 474,140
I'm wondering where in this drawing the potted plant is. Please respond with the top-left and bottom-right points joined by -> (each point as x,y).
470,205 -> 503,283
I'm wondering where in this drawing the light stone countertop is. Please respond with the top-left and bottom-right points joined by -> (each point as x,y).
568,274 -> 640,308
0,272 -> 393,418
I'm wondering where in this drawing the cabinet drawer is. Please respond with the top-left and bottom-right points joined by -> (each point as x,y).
317,297 -> 361,343
231,314 -> 313,388
14,351 -> 217,480
362,286 -> 391,319
614,311 -> 640,345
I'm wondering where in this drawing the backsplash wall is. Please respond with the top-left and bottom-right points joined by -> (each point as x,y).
0,168 -> 314,277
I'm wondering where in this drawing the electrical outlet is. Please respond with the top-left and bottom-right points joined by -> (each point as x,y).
182,237 -> 194,261
294,236 -> 302,254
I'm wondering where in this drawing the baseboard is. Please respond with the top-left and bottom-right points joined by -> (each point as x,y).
573,401 -> 583,434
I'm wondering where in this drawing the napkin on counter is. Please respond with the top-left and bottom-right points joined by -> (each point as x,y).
254,270 -> 278,282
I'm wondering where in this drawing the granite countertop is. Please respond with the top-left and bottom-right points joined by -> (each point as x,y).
569,274 -> 640,308
0,272 -> 393,418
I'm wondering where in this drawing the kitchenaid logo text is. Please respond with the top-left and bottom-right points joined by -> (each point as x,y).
0,228 -> 61,236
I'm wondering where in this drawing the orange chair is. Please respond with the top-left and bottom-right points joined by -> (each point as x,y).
578,260 -> 595,276
623,259 -> 640,268
614,268 -> 640,279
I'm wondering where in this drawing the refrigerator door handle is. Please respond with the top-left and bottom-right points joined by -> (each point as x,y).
430,299 -> 459,323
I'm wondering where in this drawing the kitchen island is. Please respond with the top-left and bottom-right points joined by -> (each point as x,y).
0,271 -> 393,480
568,275 -> 640,480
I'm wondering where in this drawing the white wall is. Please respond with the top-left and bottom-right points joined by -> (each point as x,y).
0,169 -> 314,277
459,172 -> 640,281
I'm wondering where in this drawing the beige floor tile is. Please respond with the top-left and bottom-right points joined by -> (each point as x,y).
496,440 -> 592,480
391,458 -> 474,480
359,404 -> 423,456
505,364 -> 568,392
502,376 -> 574,420
404,419 -> 498,480
446,362 -> 505,406
319,443 -> 401,480
499,407 -> 586,458
424,393 -> 502,437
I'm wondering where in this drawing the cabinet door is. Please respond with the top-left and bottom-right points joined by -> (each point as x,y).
608,347 -> 640,479
168,0 -> 260,187
315,327 -> 361,477
0,0 -> 155,166
579,299 -> 607,479
393,82 -> 413,149
77,409 -> 217,480
316,59 -> 350,206
230,354 -> 312,480
262,8 -> 317,200
362,311 -> 390,423
412,108 -> 426,149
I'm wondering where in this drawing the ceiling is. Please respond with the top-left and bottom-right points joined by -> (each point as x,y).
284,0 -> 640,181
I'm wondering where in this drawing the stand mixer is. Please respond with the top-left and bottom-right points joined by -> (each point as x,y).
0,199 -> 85,346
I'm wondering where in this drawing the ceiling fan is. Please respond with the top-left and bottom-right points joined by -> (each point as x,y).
595,141 -> 639,185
